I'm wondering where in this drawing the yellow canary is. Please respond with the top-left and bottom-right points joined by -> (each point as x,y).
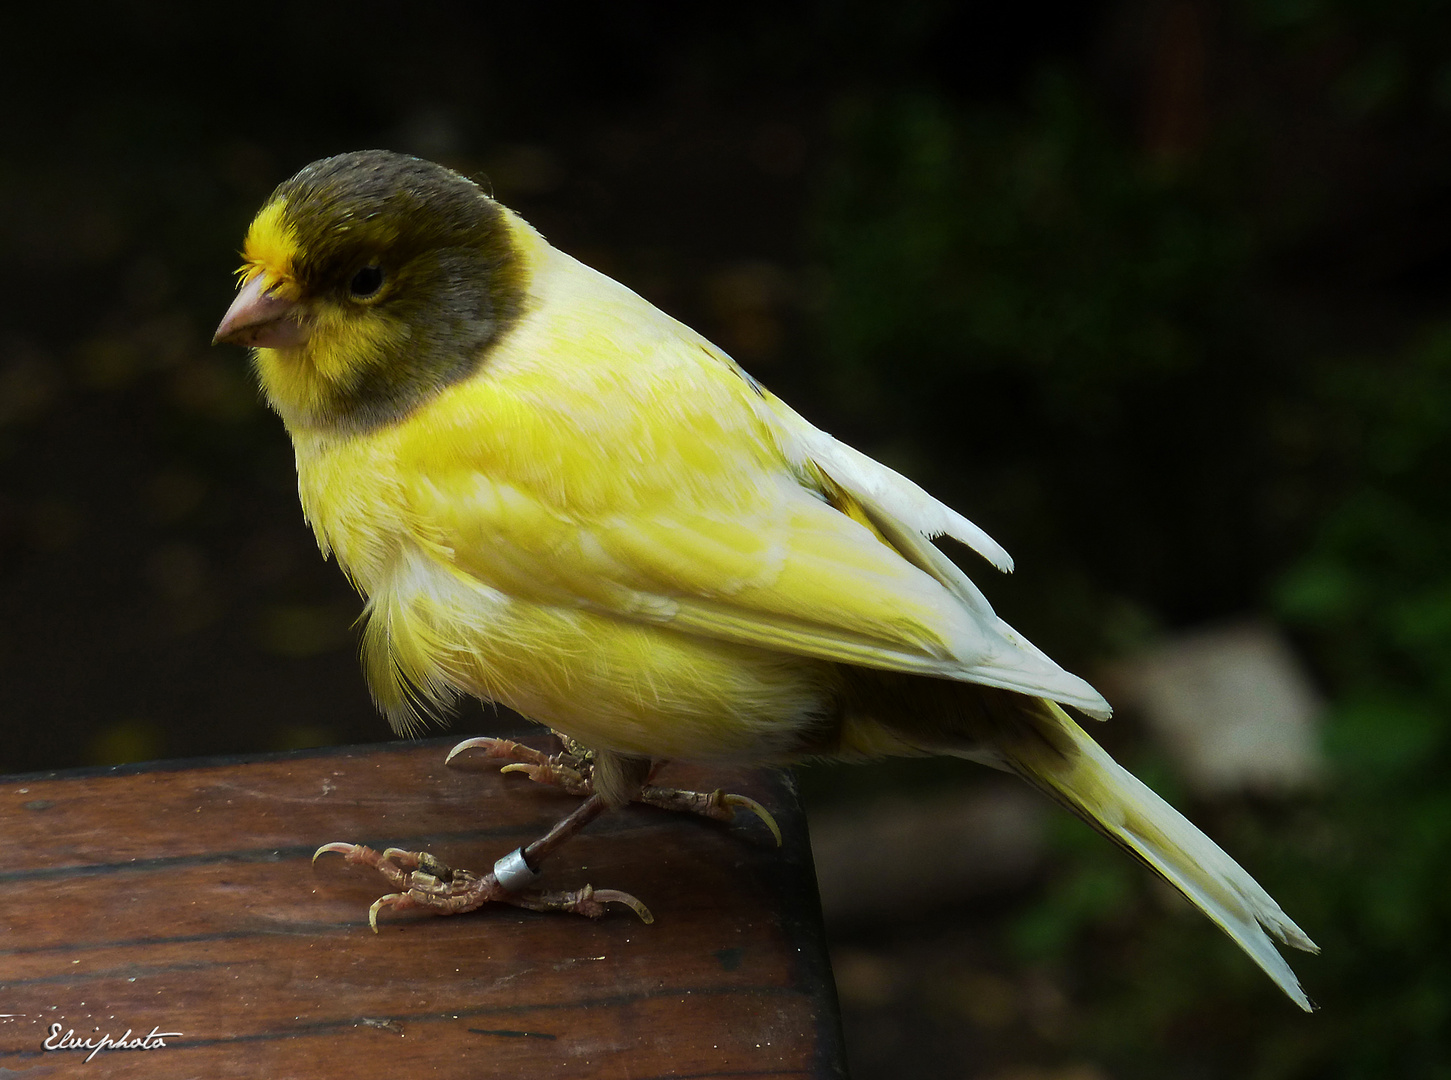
215,150 -> 1317,1008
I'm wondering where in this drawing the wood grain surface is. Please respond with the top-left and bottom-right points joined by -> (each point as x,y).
0,728 -> 846,1078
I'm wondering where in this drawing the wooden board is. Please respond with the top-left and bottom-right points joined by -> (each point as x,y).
0,729 -> 846,1078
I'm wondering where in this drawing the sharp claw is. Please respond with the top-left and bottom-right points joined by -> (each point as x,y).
722,794 -> 783,846
594,889 -> 655,924
444,736 -> 501,765
499,760 -> 591,794
313,842 -> 357,865
369,893 -> 401,932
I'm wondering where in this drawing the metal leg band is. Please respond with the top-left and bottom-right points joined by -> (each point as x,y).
493,847 -> 540,892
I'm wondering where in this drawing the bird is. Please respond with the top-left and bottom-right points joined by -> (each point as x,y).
213,149 -> 1318,1010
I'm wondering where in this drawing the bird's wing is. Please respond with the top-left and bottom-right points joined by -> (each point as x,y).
394,355 -> 1110,719
752,390 -> 1109,716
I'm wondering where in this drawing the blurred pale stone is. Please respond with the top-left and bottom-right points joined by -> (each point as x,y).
1110,621 -> 1325,796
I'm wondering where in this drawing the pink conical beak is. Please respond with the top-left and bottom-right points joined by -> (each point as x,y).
213,274 -> 310,348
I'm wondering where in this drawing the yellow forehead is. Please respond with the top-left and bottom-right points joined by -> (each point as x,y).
237,198 -> 299,285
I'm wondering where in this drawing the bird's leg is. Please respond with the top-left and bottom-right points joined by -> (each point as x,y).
635,784 -> 781,845
313,794 -> 654,929
591,743 -> 781,845
444,732 -> 594,796
446,733 -> 781,845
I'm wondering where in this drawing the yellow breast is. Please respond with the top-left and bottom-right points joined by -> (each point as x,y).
281,229 -> 840,762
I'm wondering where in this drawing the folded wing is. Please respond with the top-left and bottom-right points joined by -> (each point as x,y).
398,363 -> 1110,719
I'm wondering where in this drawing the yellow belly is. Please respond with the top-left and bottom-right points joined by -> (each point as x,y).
359,544 -> 839,762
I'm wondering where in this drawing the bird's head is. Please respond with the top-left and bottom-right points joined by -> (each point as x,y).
214,150 -> 527,433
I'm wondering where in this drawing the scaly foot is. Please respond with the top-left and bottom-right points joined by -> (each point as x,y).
312,841 -> 652,929
445,735 -> 782,845
314,792 -> 653,929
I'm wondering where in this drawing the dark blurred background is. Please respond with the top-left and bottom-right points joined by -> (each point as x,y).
3,1 -> 1449,1076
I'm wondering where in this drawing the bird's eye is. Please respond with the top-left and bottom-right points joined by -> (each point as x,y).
348,265 -> 384,299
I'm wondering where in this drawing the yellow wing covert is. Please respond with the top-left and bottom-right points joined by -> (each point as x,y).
394,368 -> 1110,718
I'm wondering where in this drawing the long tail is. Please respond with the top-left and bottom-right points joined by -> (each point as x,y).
980,699 -> 1320,1011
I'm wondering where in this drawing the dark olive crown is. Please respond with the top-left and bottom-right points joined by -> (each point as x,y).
272,150 -> 527,429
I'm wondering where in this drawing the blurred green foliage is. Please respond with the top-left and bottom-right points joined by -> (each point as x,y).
811,2 -> 1451,1076
1262,324 -> 1451,1077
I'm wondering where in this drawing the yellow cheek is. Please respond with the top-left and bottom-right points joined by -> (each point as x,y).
253,304 -> 412,426
307,304 -> 407,384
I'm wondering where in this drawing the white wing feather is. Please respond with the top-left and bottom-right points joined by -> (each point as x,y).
757,394 -> 1112,720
